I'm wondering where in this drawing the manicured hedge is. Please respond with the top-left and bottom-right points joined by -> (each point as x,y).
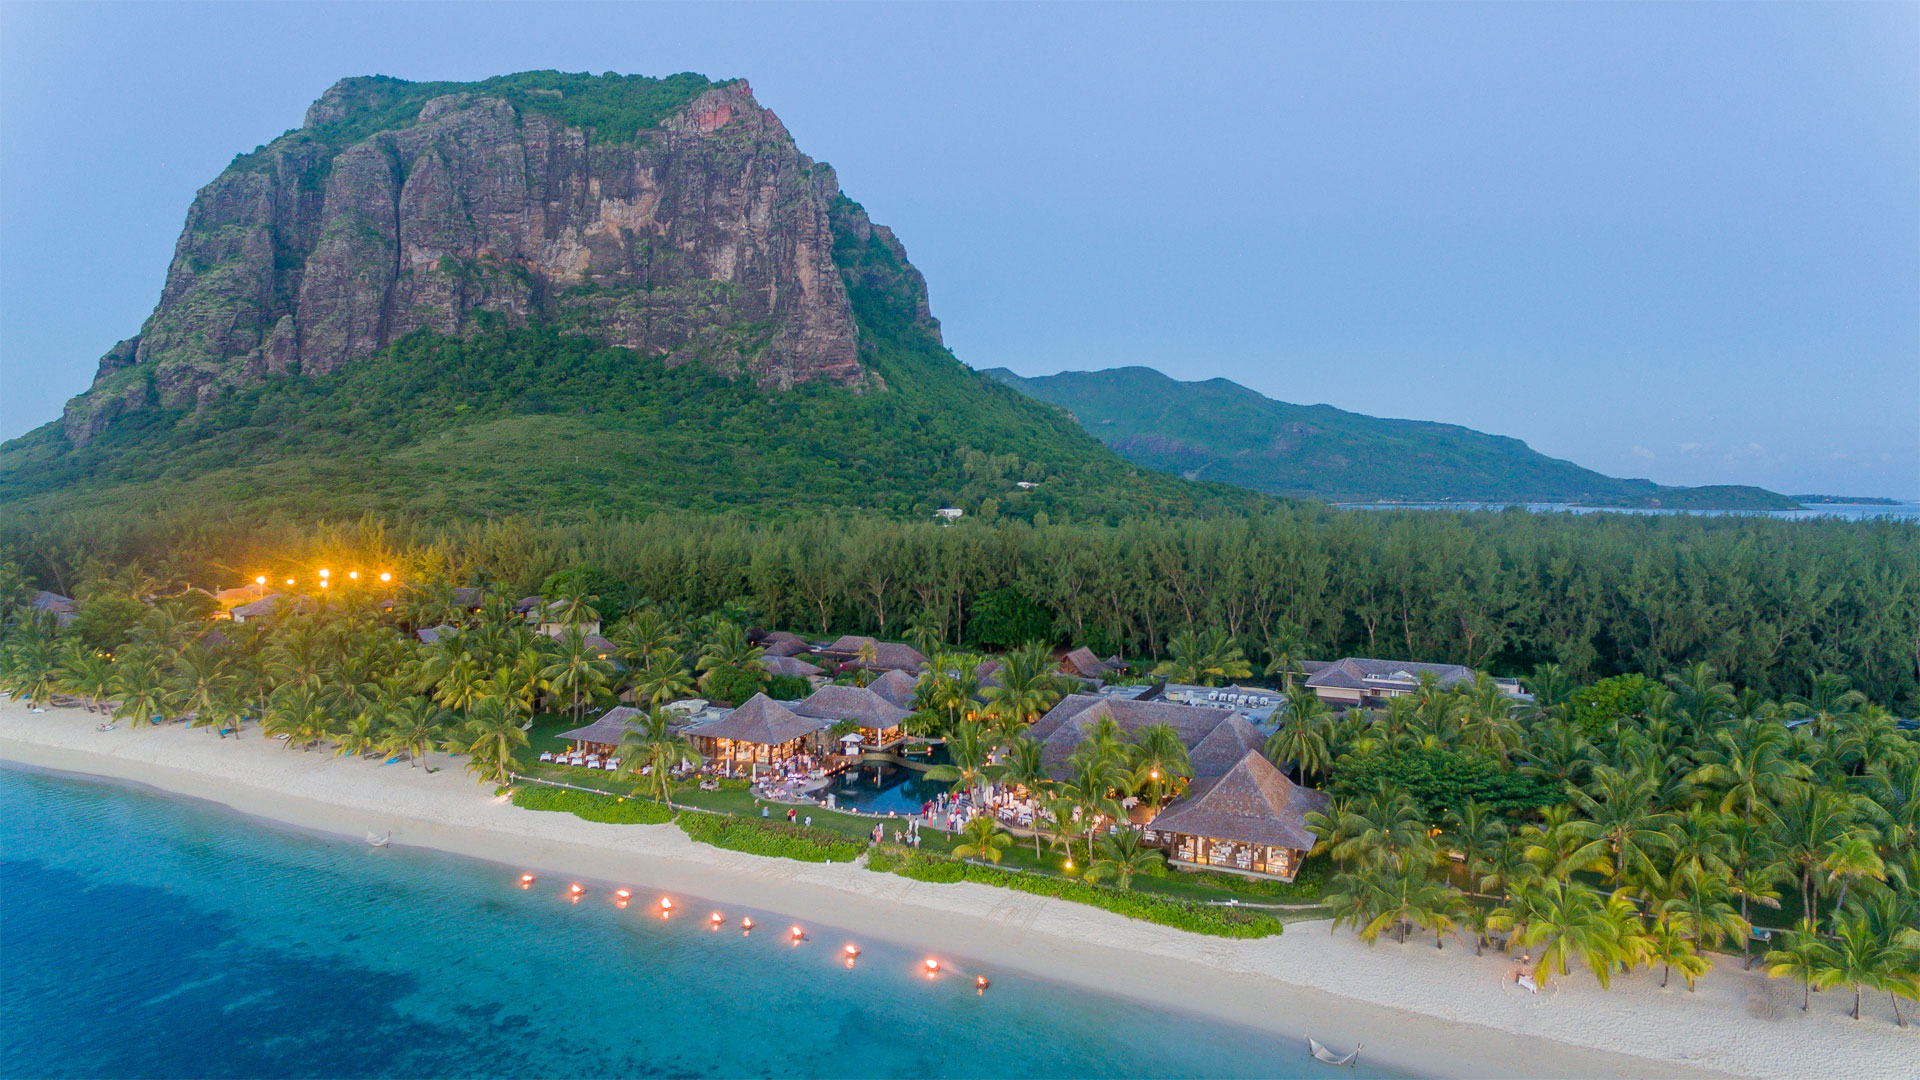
866,846 -> 1283,938
511,784 -> 675,825
677,812 -> 865,863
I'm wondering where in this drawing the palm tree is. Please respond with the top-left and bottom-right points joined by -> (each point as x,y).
992,737 -> 1052,856
1765,918 -> 1836,1012
1442,800 -> 1508,902
539,627 -> 614,723
1514,880 -> 1641,989
1127,723 -> 1192,809
1787,671 -> 1864,740
1687,717 -> 1806,827
1060,750 -> 1126,861
924,720 -> 993,804
335,714 -> 382,759
56,640 -> 113,713
1085,829 -> 1165,889
632,656 -> 695,708
696,623 -> 767,703
2,632 -> 60,708
1661,876 -> 1750,966
1264,693 -> 1333,784
382,697 -> 451,770
109,653 -> 172,727
1645,916 -> 1712,989
905,609 -> 945,659
1820,835 -> 1887,928
262,682 -> 330,748
981,641 -> 1065,729
1814,910 -> 1907,1021
457,696 -> 530,785
609,609 -> 683,670
169,646 -> 235,731
1562,767 -> 1677,895
952,815 -> 1012,865
1772,783 -> 1855,925
1152,628 -> 1251,687
1261,620 -> 1309,693
618,707 -> 702,808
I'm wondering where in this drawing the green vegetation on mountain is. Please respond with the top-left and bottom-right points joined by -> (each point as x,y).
985,367 -> 1798,509
0,312 -> 1255,528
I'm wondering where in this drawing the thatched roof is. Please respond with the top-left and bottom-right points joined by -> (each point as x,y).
1305,657 -> 1475,692
556,706 -> 648,747
451,587 -> 484,609
1148,750 -> 1329,851
1029,694 -> 1247,780
760,655 -> 823,677
866,669 -> 920,709
820,635 -> 926,672
1059,646 -> 1117,679
416,624 -> 459,645
790,684 -> 910,728
231,593 -> 285,618
687,694 -> 825,746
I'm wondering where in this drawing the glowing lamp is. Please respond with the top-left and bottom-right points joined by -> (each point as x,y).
659,897 -> 672,910
286,578 -> 296,586
1149,769 -> 1159,780
348,571 -> 359,580
711,911 -> 725,926
844,944 -> 860,959
790,925 -> 805,941
320,580 -> 330,589
924,957 -> 940,977
977,975 -> 990,991
254,576 -> 266,585
569,883 -> 583,895
520,873 -> 535,887
379,572 -> 392,583
615,889 -> 631,900
741,916 -> 754,931
319,569 -> 329,578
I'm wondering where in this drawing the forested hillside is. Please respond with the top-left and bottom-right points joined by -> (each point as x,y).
987,367 -> 1797,509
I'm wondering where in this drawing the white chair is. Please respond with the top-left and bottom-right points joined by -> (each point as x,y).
539,752 -> 554,762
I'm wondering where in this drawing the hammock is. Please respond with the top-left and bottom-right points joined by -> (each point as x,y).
366,830 -> 391,848
1307,1036 -> 1361,1067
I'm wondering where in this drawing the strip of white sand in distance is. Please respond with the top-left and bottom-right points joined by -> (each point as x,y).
2,699 -> 1910,1078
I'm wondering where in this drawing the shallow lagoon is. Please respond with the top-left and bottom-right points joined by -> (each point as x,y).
0,767 -> 1398,1079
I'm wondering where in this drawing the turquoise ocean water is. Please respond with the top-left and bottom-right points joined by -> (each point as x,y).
0,766 -> 1393,1079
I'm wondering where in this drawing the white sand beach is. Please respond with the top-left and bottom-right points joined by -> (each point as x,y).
2,699 -> 1912,1079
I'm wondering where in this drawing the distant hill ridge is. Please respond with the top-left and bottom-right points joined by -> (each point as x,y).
984,366 -> 1797,509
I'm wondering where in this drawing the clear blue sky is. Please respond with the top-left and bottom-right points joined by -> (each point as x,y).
3,2 -> 1915,497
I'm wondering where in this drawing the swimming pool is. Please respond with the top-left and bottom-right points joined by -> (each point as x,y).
825,747 -> 952,817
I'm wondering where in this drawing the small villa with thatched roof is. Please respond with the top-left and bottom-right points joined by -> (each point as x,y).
555,706 -> 648,757
789,684 -> 910,751
760,654 -> 823,678
818,635 -> 927,673
685,694 -> 828,777
1145,749 -> 1328,881
865,668 -> 920,711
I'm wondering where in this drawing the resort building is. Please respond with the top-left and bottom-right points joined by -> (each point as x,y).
1057,646 -> 1121,681
753,630 -> 815,657
230,593 -> 286,623
789,684 -> 910,752
685,694 -> 827,778
817,635 -> 928,674
1145,749 -> 1328,881
416,624 -> 459,645
30,590 -> 78,628
1301,658 -> 1524,709
555,706 -> 648,757
760,654 -> 824,678
1027,695 -> 1266,781
865,668 -> 921,711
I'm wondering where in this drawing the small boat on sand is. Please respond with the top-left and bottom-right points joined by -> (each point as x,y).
1307,1036 -> 1360,1067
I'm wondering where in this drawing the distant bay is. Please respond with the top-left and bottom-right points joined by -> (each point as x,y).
1333,501 -> 1920,521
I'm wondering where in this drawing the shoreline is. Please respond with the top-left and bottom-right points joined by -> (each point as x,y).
3,702 -> 1911,1078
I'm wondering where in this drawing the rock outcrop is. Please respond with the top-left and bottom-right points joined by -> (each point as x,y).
63,74 -> 880,444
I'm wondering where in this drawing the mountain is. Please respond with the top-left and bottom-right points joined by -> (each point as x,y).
985,367 -> 1797,509
0,72 -> 1259,525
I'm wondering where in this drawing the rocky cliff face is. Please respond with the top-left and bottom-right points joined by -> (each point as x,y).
63,74 -> 895,444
